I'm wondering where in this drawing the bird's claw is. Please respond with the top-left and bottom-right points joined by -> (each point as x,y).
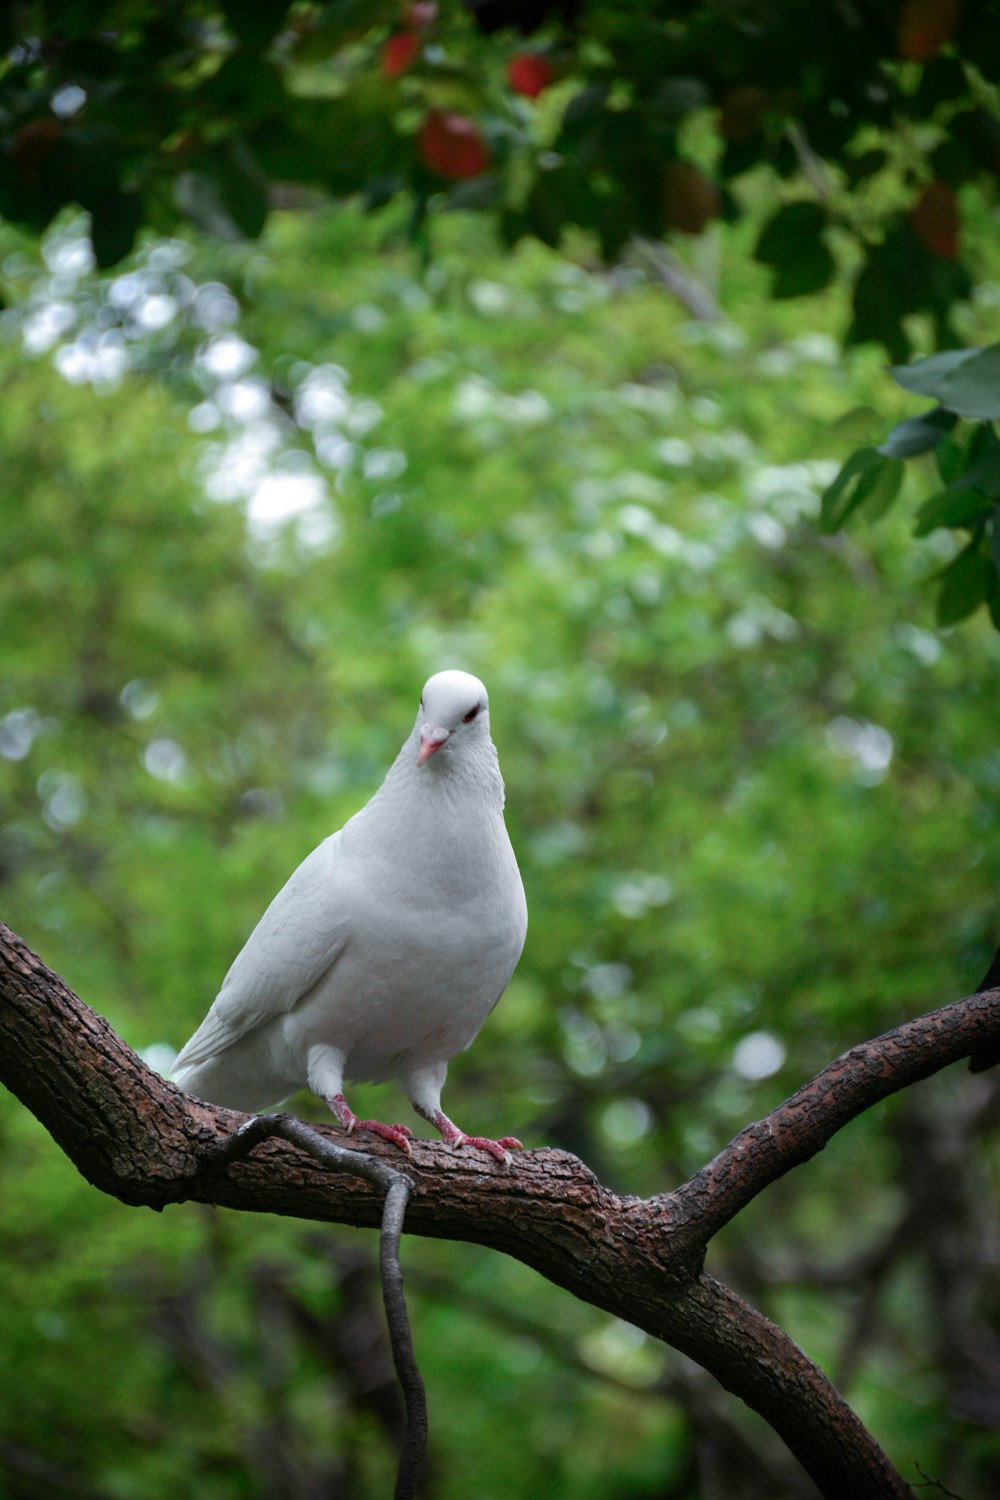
354,1118 -> 414,1155
329,1095 -> 414,1154
420,1107 -> 523,1166
448,1132 -> 523,1166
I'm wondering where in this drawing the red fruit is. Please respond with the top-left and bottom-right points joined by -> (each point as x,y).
897,0 -> 960,59
719,85 -> 768,143
661,160 -> 720,236
418,111 -> 491,179
507,52 -> 553,99
381,31 -> 418,78
910,180 -> 960,259
12,117 -> 61,182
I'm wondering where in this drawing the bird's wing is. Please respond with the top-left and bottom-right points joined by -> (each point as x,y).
174,834 -> 348,1069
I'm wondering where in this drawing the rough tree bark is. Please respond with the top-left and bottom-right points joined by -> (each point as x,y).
3,921 -> 999,1500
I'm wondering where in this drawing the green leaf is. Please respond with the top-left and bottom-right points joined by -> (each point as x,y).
219,0 -> 291,52
936,543 -> 993,626
890,343 -> 1000,418
819,447 -> 901,532
175,141 -> 269,241
935,345 -> 1000,419
934,431 -> 967,485
828,406 -> 883,450
219,139 -> 270,239
846,221 -> 971,359
859,455 -> 904,521
820,448 -> 878,532
988,571 -> 1000,631
88,187 -> 142,268
877,406 -> 956,459
913,488 -> 992,537
954,423 -> 1000,497
754,202 -> 834,298
201,56 -> 286,123
991,507 -> 1000,578
889,348 -> 979,398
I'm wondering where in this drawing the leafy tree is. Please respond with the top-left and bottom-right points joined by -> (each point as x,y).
1,0 -> 997,355
6,0 -> 1000,629
4,6 -> 1000,1497
2,206 -> 1000,1497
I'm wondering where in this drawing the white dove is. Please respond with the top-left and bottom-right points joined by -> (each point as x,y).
173,670 -> 527,1162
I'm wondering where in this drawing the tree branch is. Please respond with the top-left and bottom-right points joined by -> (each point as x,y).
5,922 -> 997,1498
660,989 -> 1000,1260
631,235 -> 721,321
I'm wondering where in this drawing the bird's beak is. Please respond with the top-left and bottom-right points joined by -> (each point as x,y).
417,727 -> 451,766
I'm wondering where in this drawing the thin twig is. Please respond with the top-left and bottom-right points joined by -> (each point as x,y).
380,1175 -> 428,1500
631,236 -> 720,321
191,1112 -> 427,1500
912,1461 -> 967,1498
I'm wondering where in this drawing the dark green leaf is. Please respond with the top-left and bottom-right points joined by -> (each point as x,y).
649,77 -> 710,118
936,544 -> 993,626
219,139 -> 270,238
988,571 -> 1000,631
851,220 -> 970,358
915,56 -> 970,112
859,457 -> 904,521
770,239 -> 835,299
219,0 -> 291,52
562,82 -> 610,127
176,141 -> 269,241
819,447 -> 901,533
913,489 -> 992,537
844,149 -> 887,186
889,347 -> 979,398
88,187 -> 142,268
935,432 -> 967,486
829,406 -> 884,450
290,4 -> 379,58
953,424 -> 1000,498
847,243 -> 912,361
877,406 -> 956,459
754,202 -> 834,298
934,345 -> 1000,419
820,447 -> 878,532
201,56 -> 286,123
889,343 -> 1000,418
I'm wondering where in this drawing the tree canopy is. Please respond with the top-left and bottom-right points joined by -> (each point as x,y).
6,0 -> 1000,630
3,0 -> 999,356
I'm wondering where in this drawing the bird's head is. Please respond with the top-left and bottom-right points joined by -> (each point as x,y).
415,670 -> 490,767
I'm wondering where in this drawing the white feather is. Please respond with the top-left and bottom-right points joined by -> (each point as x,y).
173,671 -> 527,1131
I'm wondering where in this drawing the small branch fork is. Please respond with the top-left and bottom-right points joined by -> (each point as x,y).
185,1113 -> 427,1500
3,922 -> 1000,1500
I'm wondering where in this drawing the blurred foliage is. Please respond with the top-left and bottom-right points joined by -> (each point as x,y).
2,192 -> 1000,1498
8,0 -> 1000,636
2,0 -> 1000,360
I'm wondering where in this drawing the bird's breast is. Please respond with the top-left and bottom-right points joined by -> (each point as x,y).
290,821 -> 525,1078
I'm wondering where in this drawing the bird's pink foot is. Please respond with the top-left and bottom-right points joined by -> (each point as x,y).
421,1107 -> 523,1165
328,1093 -> 414,1155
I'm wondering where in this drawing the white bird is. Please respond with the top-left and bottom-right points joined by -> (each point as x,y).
173,670 -> 527,1162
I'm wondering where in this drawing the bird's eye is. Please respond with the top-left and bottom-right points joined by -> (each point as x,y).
463,704 -> 481,723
